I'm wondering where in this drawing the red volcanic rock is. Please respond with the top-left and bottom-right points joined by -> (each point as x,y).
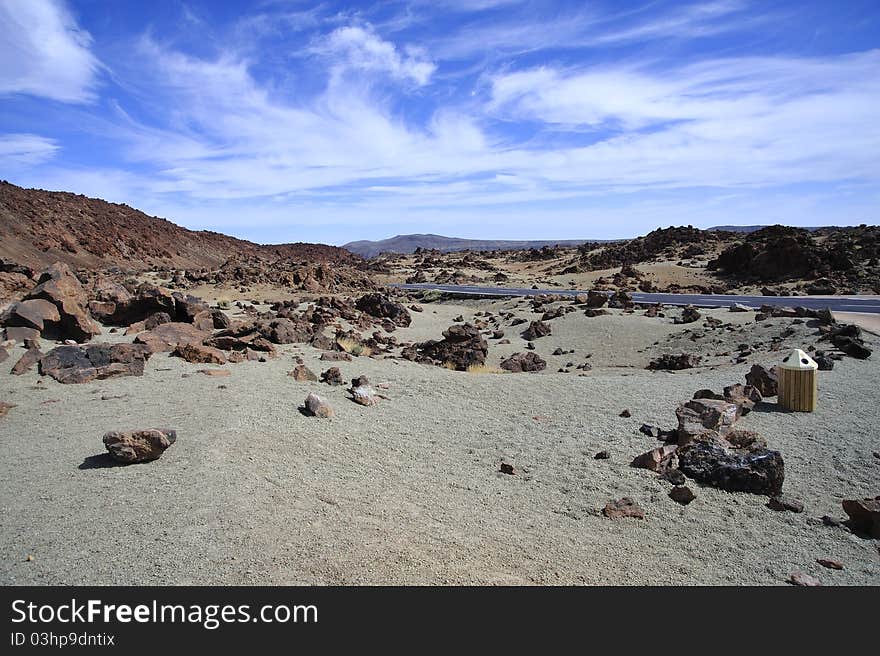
24,263 -> 101,342
103,428 -> 176,463
134,322 -> 210,353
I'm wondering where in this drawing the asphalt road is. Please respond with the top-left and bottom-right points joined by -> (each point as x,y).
391,283 -> 880,314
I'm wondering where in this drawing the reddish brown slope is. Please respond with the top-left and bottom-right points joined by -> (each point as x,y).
0,181 -> 359,270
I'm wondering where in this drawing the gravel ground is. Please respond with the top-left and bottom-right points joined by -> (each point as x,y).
0,301 -> 878,585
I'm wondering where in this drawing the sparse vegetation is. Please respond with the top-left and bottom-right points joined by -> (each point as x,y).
337,336 -> 372,357
465,364 -> 506,374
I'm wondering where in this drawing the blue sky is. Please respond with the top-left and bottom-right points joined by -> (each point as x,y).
1,1 -> 878,244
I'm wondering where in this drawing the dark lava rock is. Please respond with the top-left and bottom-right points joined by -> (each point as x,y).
416,323 -> 488,371
745,364 -> 778,396
832,335 -> 872,359
320,367 -> 344,385
814,351 -> 835,370
522,320 -> 551,340
647,354 -> 700,370
674,305 -> 701,324
355,293 -> 412,327
662,468 -> 686,485
678,441 -> 784,496
841,496 -> 880,537
40,343 -> 152,384
594,450 -> 610,460
586,290 -> 608,308
500,352 -> 546,373
669,486 -> 696,505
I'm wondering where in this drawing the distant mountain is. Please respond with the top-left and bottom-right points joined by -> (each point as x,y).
342,234 -> 612,258
0,181 -> 359,270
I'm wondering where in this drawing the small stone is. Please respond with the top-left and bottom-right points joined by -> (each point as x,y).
767,496 -> 805,513
320,351 -> 352,362
821,515 -> 841,527
320,367 -> 344,385
25,554 -> 34,562
816,558 -> 843,570
603,497 -> 645,519
499,462 -> 516,475
594,450 -> 610,460
789,572 -> 821,587
304,392 -> 334,418
669,486 -> 696,505
619,409 -> 631,418
198,369 -> 230,377
289,365 -> 318,382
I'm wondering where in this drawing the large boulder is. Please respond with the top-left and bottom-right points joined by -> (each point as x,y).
173,342 -> 226,364
134,322 -> 210,353
723,384 -> 763,415
841,497 -> 880,538
103,428 -> 176,463
678,438 -> 784,496
171,292 -> 210,323
674,305 -> 701,324
745,364 -> 778,396
24,263 -> 100,342
355,293 -> 412,327
87,278 -> 133,323
108,283 -> 176,325
11,347 -> 43,375
829,324 -> 872,359
40,343 -> 152,384
3,299 -> 60,332
123,312 -> 172,335
586,290 -> 608,308
415,323 -> 488,371
260,318 -> 314,344
500,352 -> 546,373
631,445 -> 678,473
522,320 -> 551,340
676,398 -> 740,444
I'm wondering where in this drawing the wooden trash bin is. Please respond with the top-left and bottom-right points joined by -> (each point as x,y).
778,348 -> 818,412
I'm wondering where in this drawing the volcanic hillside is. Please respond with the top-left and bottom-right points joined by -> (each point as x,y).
0,181 -> 359,271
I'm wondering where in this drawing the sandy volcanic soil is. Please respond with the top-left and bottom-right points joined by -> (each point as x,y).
0,299 -> 878,585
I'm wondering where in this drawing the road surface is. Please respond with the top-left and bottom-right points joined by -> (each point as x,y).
390,283 -> 880,314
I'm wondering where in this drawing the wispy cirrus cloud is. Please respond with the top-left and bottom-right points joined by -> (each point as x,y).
0,133 -> 60,168
0,0 -> 100,103
2,0 -> 879,242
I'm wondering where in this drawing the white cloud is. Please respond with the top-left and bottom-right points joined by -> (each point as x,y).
487,51 -> 880,188
0,133 -> 59,168
320,25 -> 436,85
0,0 -> 100,103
